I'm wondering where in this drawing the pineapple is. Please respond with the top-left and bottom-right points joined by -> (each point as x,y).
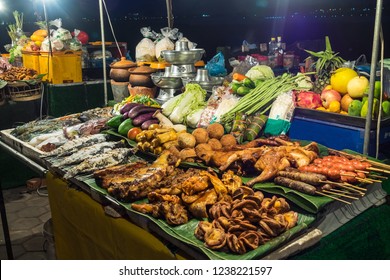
305,36 -> 345,93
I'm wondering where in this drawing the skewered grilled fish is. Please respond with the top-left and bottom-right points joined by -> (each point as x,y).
63,148 -> 132,179
43,134 -> 108,157
51,141 -> 124,167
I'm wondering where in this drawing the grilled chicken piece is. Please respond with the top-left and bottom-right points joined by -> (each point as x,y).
106,150 -> 177,202
218,147 -> 266,171
188,189 -> 218,218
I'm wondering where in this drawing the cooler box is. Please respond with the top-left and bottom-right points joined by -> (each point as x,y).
22,51 -> 40,73
289,107 -> 390,157
39,51 -> 82,84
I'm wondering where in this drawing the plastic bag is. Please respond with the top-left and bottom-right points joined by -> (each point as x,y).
155,27 -> 179,60
205,52 -> 227,77
197,86 -> 238,127
135,27 -> 158,62
69,29 -> 82,51
50,18 -> 72,41
264,91 -> 295,136
176,33 -> 197,49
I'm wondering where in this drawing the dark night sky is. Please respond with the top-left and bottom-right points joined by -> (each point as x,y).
0,0 -> 388,60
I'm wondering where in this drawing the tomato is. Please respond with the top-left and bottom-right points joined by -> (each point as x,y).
127,127 -> 142,140
148,123 -> 160,130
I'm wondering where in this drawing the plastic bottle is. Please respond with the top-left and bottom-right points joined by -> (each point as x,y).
268,37 -> 276,55
276,36 -> 284,67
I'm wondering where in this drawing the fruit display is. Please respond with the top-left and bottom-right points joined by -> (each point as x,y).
297,37 -> 389,119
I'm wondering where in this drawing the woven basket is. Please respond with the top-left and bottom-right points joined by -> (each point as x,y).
7,80 -> 42,102
0,86 -> 6,105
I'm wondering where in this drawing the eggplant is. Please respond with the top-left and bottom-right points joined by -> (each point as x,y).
120,103 -> 142,115
128,105 -> 160,119
122,111 -> 129,120
132,112 -> 158,126
141,119 -> 159,130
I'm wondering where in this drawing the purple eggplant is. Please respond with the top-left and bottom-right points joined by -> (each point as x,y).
132,112 -> 158,126
141,119 -> 159,130
120,103 -> 142,115
128,106 -> 160,119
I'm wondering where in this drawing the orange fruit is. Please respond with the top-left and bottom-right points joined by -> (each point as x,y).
328,100 -> 341,113
330,68 -> 358,95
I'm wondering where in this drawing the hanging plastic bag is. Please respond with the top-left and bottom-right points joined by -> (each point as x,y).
135,27 -> 158,62
205,51 -> 228,77
69,29 -> 82,51
155,27 -> 179,61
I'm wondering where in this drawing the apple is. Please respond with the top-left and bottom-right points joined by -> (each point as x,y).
340,94 -> 354,112
347,76 -> 369,99
321,89 -> 341,109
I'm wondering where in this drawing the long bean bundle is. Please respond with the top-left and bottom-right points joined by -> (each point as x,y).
220,73 -> 311,124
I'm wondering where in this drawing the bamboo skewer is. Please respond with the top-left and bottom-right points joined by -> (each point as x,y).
320,180 -> 365,195
356,177 -> 375,184
343,182 -> 367,192
355,170 -> 369,174
328,188 -> 354,195
369,174 -> 388,180
367,167 -> 390,174
315,191 -> 351,204
323,190 -> 359,200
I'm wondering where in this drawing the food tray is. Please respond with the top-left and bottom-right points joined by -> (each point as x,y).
293,107 -> 390,128
0,128 -> 46,166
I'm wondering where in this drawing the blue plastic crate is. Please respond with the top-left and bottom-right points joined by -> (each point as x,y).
289,108 -> 390,157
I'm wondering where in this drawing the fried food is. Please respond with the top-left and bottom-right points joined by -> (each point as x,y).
207,123 -> 225,140
192,128 -> 209,144
207,138 -> 223,150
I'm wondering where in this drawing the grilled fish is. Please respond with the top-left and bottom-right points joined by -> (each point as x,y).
63,148 -> 132,179
52,141 -> 123,167
43,134 -> 108,157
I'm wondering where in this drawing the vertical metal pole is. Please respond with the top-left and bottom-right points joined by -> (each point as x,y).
363,0 -> 383,155
166,0 -> 174,28
99,0 -> 108,105
0,182 -> 14,260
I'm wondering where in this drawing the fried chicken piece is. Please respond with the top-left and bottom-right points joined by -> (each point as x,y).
181,175 -> 209,195
221,170 -> 242,195
188,189 -> 218,218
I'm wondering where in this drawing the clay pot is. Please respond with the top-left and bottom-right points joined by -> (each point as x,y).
129,65 -> 157,88
109,57 -> 137,82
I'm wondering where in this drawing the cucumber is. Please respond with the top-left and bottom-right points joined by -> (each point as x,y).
243,78 -> 256,89
106,115 -> 123,128
236,86 -> 251,96
117,118 -> 134,136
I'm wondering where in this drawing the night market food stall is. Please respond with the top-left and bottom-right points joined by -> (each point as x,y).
0,0 -> 389,260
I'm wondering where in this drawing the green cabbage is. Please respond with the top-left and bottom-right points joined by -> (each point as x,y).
245,65 -> 275,80
168,83 -> 206,124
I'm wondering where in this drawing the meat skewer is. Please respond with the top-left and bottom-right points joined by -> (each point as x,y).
328,148 -> 390,171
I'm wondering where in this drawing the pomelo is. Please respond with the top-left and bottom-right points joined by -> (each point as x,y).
347,76 -> 369,98
330,68 -> 358,95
